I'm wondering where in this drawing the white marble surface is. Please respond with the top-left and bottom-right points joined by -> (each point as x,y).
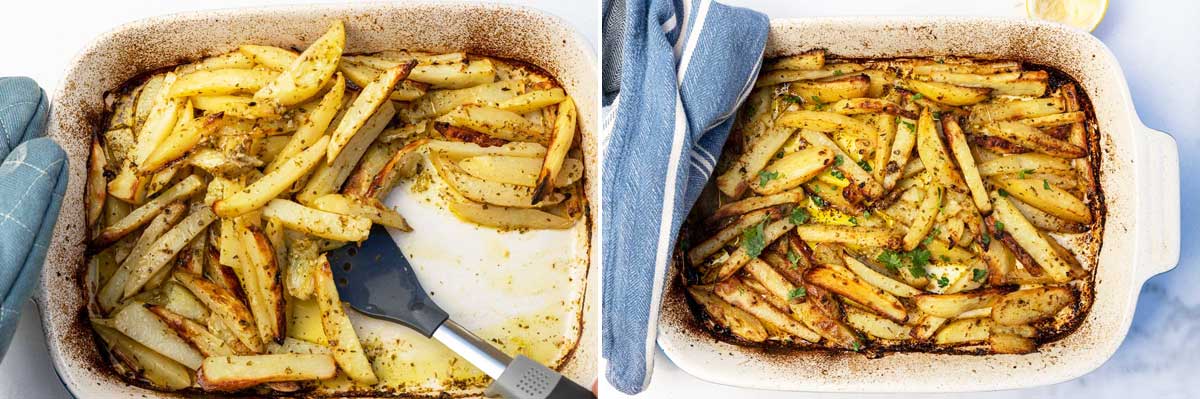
0,1 -> 596,397
601,0 -> 1200,398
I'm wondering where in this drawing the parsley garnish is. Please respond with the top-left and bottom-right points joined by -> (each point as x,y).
783,95 -> 804,104
811,195 -> 828,208
776,151 -> 785,159
830,169 -> 846,180
877,250 -> 903,273
790,207 -> 810,225
981,232 -> 991,247
848,216 -> 858,226
933,111 -> 942,119
833,69 -> 844,76
1019,169 -> 1034,179
940,255 -> 951,262
901,120 -> 916,131
994,220 -> 1005,232
810,95 -> 821,103
833,154 -> 844,166
742,221 -> 767,258
936,275 -> 950,288
788,287 -> 807,300
922,228 -> 940,246
997,188 -> 1009,197
787,250 -> 801,268
912,93 -> 924,101
908,248 -> 931,278
758,170 -> 779,187
1044,179 -> 1051,190
858,160 -> 872,172
850,340 -> 863,352
972,268 -> 988,282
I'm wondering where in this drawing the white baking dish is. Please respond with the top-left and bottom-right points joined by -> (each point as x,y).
656,17 -> 1179,393
38,3 -> 598,397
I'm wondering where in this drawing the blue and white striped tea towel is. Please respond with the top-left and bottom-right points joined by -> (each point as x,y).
601,0 -> 768,393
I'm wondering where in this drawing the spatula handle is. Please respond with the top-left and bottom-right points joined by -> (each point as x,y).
432,320 -> 593,398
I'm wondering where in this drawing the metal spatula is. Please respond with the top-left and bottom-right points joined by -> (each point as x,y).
326,225 -> 594,399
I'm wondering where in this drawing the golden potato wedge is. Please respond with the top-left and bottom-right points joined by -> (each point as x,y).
191,95 -> 281,119
765,50 -> 825,71
494,87 -> 567,114
310,194 -> 411,231
266,73 -> 345,173
255,21 -> 344,106
716,125 -> 795,198
713,278 -> 821,342
169,68 -> 276,97
827,98 -> 900,115
788,75 -> 870,103
686,286 -> 768,343
312,256 -> 379,384
978,153 -> 1075,176
796,129 -> 883,198
457,155 -> 583,188
1007,197 -> 1088,233
903,184 -> 940,251
198,354 -> 337,392
902,79 -> 991,106
327,61 -> 414,162
990,192 -> 1074,282
912,60 -> 1021,75
401,79 -> 522,123
174,271 -> 263,353
914,290 -> 1001,318
147,305 -> 238,357
239,225 -> 285,344
805,265 -> 907,323
793,224 -> 901,249
86,139 -> 108,228
1019,111 -> 1086,128
968,97 -> 1066,127
214,136 -> 329,217
942,115 -> 991,213
112,303 -> 205,370
989,333 -> 1036,354
141,112 -> 223,173
881,116 -> 917,191
122,206 -> 217,298
980,122 -> 1086,158
934,318 -> 992,346
238,45 -> 298,70
532,96 -> 577,202
432,154 -> 562,208
261,199 -> 370,242
844,306 -> 911,341
298,101 -> 396,204
927,71 -> 1047,97
755,63 -> 865,88
843,254 -> 922,297
994,178 -> 1091,223
92,320 -> 193,390
705,190 -> 806,223
992,286 -> 1073,325
915,108 -> 963,189
98,203 -> 186,312
701,217 -> 796,284
437,105 -> 547,143
751,146 -> 836,195
130,72 -> 186,167
446,200 -> 575,230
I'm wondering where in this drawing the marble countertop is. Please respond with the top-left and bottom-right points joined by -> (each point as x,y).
601,0 -> 1199,398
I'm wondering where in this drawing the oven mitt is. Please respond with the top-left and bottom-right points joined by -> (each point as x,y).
0,77 -> 69,361
601,0 -> 767,394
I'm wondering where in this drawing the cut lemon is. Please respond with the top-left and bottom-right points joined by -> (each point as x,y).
1027,0 -> 1109,32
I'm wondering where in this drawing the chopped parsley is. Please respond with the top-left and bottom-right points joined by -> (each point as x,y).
912,93 -> 925,101
981,232 -> 992,247
997,188 -> 1009,197
758,170 -> 780,187
933,111 -> 942,119
810,95 -> 822,103
830,169 -> 846,180
877,250 -> 904,273
936,275 -> 950,288
908,248 -> 931,274
972,268 -> 988,282
783,95 -> 804,104
742,221 -> 768,258
858,160 -> 873,172
994,220 -> 1006,233
833,154 -> 844,166
790,207 -> 811,225
848,216 -> 858,226
940,255 -> 951,262
850,340 -> 863,352
833,69 -> 844,76
788,287 -> 807,300
900,120 -> 916,131
1019,168 -> 1034,179
922,227 -> 940,246
1044,179 -> 1051,190
877,248 -> 932,278
811,195 -> 828,208
787,249 -> 802,268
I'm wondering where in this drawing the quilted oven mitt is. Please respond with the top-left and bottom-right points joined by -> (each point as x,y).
0,77 -> 68,360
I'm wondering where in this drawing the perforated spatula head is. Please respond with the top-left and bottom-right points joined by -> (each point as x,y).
326,224 -> 448,337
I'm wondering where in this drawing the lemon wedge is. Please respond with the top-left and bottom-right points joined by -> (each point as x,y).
1027,0 -> 1109,32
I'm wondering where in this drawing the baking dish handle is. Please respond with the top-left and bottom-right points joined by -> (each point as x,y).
1134,123 -> 1181,283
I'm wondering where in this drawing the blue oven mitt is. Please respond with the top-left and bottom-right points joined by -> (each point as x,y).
0,77 -> 69,361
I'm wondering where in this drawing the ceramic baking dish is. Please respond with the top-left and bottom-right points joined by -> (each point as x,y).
656,17 -> 1179,393
38,3 -> 598,397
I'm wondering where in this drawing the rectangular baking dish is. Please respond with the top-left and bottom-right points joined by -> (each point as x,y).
38,3 -> 599,397
656,16 -> 1179,393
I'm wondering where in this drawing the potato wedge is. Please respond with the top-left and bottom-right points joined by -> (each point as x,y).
92,320 -> 193,390
751,146 -> 835,195
795,129 -> 883,198
902,184 -> 940,251
298,102 -> 396,205
432,154 -> 562,208
130,72 -> 186,167
794,224 -> 901,249
238,45 -> 298,70
122,206 -> 217,298
327,61 -> 414,162
881,116 -> 917,191
994,178 -> 1091,223
112,303 -> 205,370
437,105 -> 547,143
765,50 -> 825,71
934,318 -> 992,346
198,354 -> 337,391
992,286 -> 1073,325
942,115 -> 991,213
532,96 -> 577,202
141,112 -> 223,173
806,266 -> 907,323
147,305 -> 238,357
716,125 -> 795,198
313,256 -> 379,384
686,286 -> 768,343
86,139 -> 108,228
713,278 -> 821,342
98,203 -> 187,313
706,190 -> 806,223
914,290 -> 1001,318
446,201 -> 576,230
828,98 -> 900,116
261,199 -> 371,242
701,217 -> 796,284
174,271 -> 263,353
927,71 -> 1047,97
214,136 -> 329,217
978,153 -> 1075,176
968,97 -> 1066,127
990,192 -> 1073,282
689,207 -> 785,265
843,254 -> 922,297
494,87 -> 567,114
239,225 -> 285,344
980,121 -> 1086,158
788,75 -> 870,103
845,306 -> 911,341
755,63 -> 865,87
191,95 -> 281,119
457,155 -> 583,188
401,79 -> 522,123
989,333 -> 1036,354
255,21 -> 344,106
266,73 -> 345,173
915,108 -> 963,190
169,68 -> 276,97
902,79 -> 991,106
310,194 -> 411,231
